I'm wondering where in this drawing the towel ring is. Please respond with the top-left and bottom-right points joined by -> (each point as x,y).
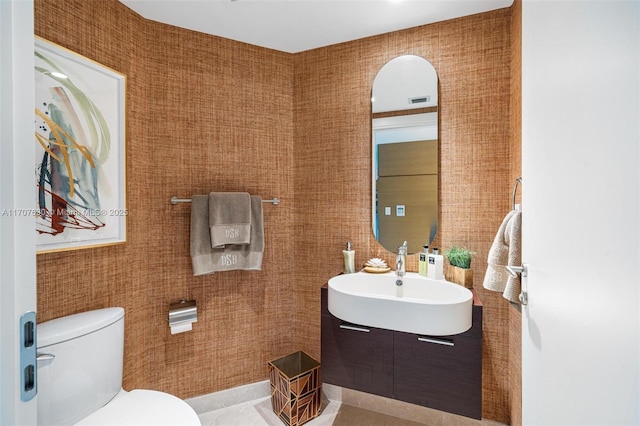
512,177 -> 522,210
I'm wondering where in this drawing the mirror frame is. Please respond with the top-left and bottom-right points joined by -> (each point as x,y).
371,55 -> 439,254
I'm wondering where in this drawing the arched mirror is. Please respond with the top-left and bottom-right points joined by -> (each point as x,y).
371,55 -> 438,254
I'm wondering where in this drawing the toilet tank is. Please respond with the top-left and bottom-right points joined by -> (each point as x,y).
37,307 -> 125,426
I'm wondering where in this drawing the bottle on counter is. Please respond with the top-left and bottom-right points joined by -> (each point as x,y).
343,241 -> 355,274
418,245 -> 429,277
427,247 -> 444,280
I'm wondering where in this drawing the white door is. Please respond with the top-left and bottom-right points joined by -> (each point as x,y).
521,1 -> 639,425
0,0 -> 37,424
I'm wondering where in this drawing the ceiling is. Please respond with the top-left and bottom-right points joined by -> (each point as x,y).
119,0 -> 514,53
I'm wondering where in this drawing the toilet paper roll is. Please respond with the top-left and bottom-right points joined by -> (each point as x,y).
170,322 -> 192,335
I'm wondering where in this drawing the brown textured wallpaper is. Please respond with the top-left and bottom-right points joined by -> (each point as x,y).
35,0 -> 295,398
35,0 -> 516,422
295,10 -> 513,423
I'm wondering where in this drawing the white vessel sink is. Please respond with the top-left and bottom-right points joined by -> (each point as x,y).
328,271 -> 473,336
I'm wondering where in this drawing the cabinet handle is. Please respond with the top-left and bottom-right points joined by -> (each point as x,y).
417,336 -> 454,346
339,324 -> 370,333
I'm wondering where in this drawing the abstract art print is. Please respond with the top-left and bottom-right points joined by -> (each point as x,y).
34,37 -> 126,253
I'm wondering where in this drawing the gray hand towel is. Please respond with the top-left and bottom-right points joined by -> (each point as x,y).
191,195 -> 217,276
209,192 -> 252,248
191,195 -> 264,276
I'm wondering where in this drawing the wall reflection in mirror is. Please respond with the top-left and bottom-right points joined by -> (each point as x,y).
372,55 -> 438,255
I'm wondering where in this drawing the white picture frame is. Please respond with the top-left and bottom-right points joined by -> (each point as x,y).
34,37 -> 126,253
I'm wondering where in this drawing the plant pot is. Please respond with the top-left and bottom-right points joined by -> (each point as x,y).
445,265 -> 473,288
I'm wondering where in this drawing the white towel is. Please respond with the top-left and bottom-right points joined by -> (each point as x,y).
502,210 -> 522,303
483,209 -> 517,293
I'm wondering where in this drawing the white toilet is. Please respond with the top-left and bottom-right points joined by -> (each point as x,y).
36,307 -> 201,426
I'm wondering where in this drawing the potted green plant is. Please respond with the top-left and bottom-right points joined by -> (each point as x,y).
444,246 -> 476,288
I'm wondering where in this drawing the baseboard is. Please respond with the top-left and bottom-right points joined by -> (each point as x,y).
185,380 -> 271,414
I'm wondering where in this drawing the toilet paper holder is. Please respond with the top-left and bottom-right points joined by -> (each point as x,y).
167,299 -> 197,327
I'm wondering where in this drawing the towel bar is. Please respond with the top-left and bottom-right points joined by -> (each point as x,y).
170,196 -> 279,205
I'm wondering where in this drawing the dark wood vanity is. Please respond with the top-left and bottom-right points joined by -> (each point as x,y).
321,284 -> 483,419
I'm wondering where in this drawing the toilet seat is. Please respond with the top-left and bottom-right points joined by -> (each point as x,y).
75,389 -> 201,426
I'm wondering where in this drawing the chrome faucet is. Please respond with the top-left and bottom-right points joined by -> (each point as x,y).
396,241 -> 407,277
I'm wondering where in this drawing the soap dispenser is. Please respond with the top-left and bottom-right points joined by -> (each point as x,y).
427,247 -> 444,280
343,241 -> 355,274
419,245 -> 429,277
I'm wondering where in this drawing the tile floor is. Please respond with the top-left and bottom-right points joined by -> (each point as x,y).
189,382 -> 507,426
197,396 -> 336,426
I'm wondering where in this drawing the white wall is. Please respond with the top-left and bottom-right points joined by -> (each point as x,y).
0,0 -> 37,424
522,1 -> 639,424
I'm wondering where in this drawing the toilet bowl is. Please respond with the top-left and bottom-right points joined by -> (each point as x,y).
36,307 -> 200,426
76,389 -> 198,426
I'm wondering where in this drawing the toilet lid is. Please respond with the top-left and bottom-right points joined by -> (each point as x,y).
75,389 -> 201,426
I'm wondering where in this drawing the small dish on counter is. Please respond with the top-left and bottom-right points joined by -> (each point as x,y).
363,257 -> 389,274
362,266 -> 391,273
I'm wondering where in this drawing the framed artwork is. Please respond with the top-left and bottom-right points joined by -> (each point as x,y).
34,37 -> 127,253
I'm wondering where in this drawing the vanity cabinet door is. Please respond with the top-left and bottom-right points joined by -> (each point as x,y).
393,332 -> 482,419
321,314 -> 394,398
